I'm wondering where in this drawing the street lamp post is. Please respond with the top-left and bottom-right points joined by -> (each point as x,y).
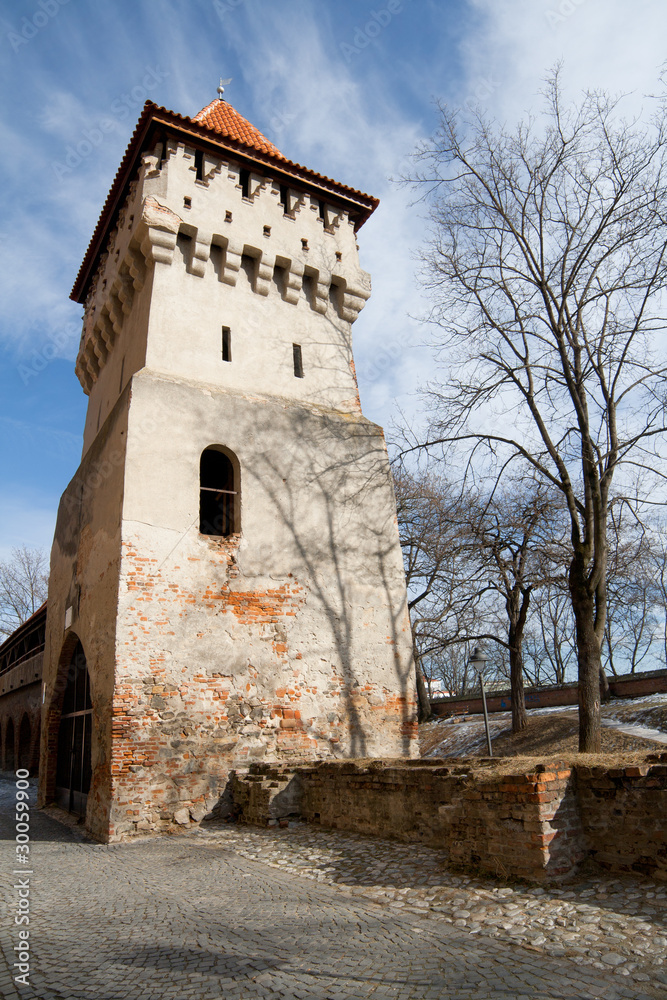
469,646 -> 493,757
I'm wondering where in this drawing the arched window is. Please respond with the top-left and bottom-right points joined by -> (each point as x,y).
200,447 -> 239,536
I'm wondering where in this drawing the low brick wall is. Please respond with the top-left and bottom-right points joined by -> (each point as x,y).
577,762 -> 667,879
231,754 -> 667,883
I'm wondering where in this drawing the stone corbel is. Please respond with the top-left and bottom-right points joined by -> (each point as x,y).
75,357 -> 93,395
221,237 -> 242,286
255,251 -> 274,296
83,339 -> 100,381
187,229 -> 212,277
283,261 -> 303,304
137,197 -> 181,266
126,245 -> 146,291
107,291 -> 124,337
96,323 -> 112,357
313,268 -> 331,314
98,311 -> 116,353
339,274 -> 372,323
115,270 -> 135,315
91,330 -> 107,368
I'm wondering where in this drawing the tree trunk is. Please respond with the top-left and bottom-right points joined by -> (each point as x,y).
507,587 -> 530,733
509,620 -> 528,732
415,661 -> 431,722
569,558 -> 601,752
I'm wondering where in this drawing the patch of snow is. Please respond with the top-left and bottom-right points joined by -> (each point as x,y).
601,718 -> 667,745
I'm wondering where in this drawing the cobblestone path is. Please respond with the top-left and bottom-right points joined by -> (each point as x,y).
0,779 -> 663,1000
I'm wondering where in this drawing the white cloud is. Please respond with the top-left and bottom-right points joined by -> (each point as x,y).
463,0 -> 667,122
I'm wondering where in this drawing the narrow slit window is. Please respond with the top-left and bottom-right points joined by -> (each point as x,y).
200,448 -> 238,536
279,185 -> 290,213
293,343 -> 304,378
239,168 -> 250,198
222,326 -> 231,362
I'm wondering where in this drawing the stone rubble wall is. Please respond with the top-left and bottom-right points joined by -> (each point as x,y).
231,754 -> 667,883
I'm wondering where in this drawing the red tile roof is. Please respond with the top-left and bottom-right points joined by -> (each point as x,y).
71,101 -> 379,303
192,99 -> 287,161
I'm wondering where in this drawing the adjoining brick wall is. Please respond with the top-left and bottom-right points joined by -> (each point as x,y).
431,668 -> 667,717
231,755 -> 667,883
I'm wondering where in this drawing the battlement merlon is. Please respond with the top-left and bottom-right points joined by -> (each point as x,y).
71,100 -> 378,307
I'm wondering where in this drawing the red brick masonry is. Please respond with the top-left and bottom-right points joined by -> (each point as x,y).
232,754 -> 667,883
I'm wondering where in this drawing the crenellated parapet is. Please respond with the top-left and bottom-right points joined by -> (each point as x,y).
76,131 -> 373,396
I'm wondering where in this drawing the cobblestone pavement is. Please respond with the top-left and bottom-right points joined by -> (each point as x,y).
0,779 -> 664,1000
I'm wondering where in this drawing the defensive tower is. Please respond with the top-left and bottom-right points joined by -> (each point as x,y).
40,93 -> 416,841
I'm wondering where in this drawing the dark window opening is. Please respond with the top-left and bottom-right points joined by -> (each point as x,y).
225,210 -> 233,223
183,196 -> 192,209
301,238 -> 309,251
222,327 -> 231,362
318,200 -> 326,221
239,168 -> 250,198
200,448 -> 238,536
293,343 -> 304,378
279,185 -> 290,213
263,225 -> 271,237
194,149 -> 204,181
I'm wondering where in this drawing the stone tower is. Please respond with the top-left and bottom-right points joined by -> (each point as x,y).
39,95 -> 417,841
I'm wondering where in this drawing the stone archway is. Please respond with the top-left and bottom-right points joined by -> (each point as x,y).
18,714 -> 33,773
54,641 -> 92,816
4,717 -> 15,771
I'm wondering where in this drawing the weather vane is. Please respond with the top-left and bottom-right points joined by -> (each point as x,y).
217,77 -> 233,100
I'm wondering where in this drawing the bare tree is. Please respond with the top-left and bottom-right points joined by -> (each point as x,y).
394,463 -> 563,730
393,466 -> 488,718
651,532 -> 667,667
525,580 -> 576,687
466,478 -> 562,731
408,71 -> 667,750
0,546 -> 49,638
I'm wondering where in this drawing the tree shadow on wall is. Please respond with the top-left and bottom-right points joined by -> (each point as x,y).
242,398 -> 415,759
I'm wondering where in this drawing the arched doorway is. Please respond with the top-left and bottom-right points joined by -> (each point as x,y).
55,641 -> 92,816
5,718 -> 15,771
18,714 -> 32,773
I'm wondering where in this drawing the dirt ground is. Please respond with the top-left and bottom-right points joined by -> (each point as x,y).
420,706 -> 667,771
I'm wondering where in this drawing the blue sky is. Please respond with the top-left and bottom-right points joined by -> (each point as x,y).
0,0 -> 665,560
